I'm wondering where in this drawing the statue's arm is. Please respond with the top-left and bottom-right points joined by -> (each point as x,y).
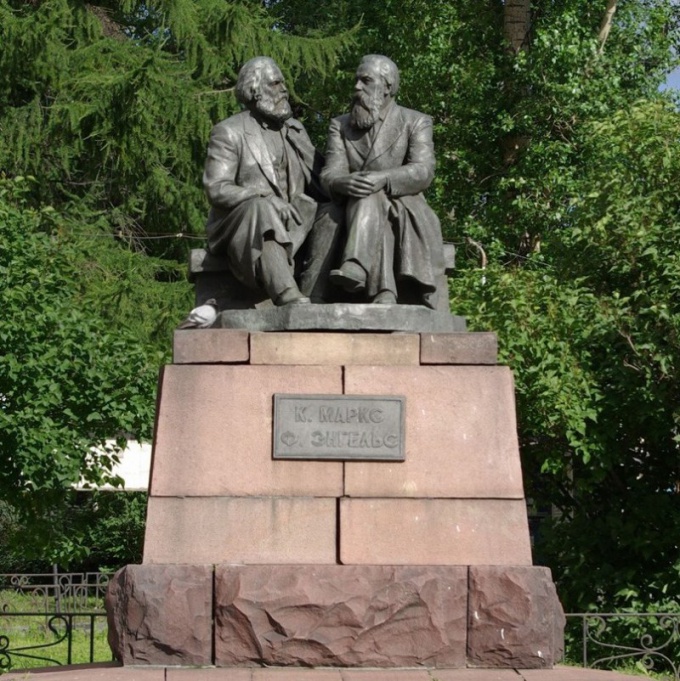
383,113 -> 435,197
203,124 -> 262,209
320,118 -> 351,198
292,127 -> 328,202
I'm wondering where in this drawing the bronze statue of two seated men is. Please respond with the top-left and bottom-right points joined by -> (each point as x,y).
203,55 -> 445,310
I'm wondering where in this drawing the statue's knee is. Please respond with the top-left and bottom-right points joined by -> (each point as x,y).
347,191 -> 388,222
246,196 -> 280,220
349,192 -> 382,208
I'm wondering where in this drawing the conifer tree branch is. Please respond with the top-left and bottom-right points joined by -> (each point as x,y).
195,87 -> 235,98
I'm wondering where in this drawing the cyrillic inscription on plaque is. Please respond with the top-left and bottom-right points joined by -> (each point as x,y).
274,395 -> 405,461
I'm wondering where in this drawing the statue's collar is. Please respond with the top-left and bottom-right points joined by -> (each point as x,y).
377,99 -> 396,123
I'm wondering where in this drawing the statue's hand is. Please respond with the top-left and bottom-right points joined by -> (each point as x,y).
359,171 -> 388,193
332,173 -> 381,198
270,196 -> 302,225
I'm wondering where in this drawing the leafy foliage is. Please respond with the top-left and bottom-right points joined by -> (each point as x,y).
0,177 -> 168,563
450,97 -> 680,612
0,492 -> 146,572
83,492 -> 146,570
275,0 -> 680,612
2,0 -> 680,610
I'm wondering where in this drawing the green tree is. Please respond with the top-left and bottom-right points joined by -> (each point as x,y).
0,492 -> 147,573
440,4 -> 680,612
0,0 -> 355,257
0,0 -> 354,564
277,0 -> 680,612
0,177 -> 164,563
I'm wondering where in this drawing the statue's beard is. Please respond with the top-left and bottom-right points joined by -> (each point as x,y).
256,94 -> 293,124
350,91 -> 383,130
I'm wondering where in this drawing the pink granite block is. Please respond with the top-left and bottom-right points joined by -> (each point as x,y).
173,329 -> 250,364
150,365 -> 343,497
143,496 -> 337,564
339,498 -> 532,565
250,332 -> 420,366
214,565 -> 467,667
524,669 -> 646,680
2,663 -> 165,681
420,333 -> 498,365
3,669 -> 164,681
467,566 -> 565,669
106,565 -> 212,666
343,366 -> 524,498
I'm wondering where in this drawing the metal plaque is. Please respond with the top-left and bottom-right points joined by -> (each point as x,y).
273,394 -> 405,461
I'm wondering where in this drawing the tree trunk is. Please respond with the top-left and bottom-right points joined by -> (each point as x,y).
502,0 -> 532,168
597,0 -> 618,54
501,0 -> 533,248
503,0 -> 531,53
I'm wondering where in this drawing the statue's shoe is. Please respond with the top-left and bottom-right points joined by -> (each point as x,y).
372,290 -> 397,304
275,287 -> 311,306
329,262 -> 366,292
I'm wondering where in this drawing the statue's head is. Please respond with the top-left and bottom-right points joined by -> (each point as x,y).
359,55 -> 400,96
351,54 -> 399,130
236,56 -> 292,123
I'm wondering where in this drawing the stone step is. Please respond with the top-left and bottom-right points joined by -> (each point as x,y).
1,663 -> 654,681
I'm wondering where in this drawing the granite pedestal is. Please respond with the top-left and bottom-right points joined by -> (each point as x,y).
106,322 -> 564,670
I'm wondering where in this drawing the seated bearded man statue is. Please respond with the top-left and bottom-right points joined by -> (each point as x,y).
203,56 -> 325,306
301,54 -> 445,308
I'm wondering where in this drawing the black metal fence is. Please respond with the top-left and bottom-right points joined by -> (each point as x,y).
0,611 -> 109,671
565,612 -> 680,680
0,573 -> 112,671
0,572 -> 111,614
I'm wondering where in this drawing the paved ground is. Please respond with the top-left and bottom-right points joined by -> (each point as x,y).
1,664 -> 652,681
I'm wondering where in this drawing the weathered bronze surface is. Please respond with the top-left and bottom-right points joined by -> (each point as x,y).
301,54 -> 446,310
203,56 -> 326,307
190,54 -> 463,331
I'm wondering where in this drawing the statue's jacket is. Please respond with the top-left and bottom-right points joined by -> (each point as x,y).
203,110 -> 324,288
321,102 -> 445,308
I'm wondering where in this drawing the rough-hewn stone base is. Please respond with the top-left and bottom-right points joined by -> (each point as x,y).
214,565 -> 468,668
106,564 -> 212,666
468,566 -> 565,668
106,564 -> 564,669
